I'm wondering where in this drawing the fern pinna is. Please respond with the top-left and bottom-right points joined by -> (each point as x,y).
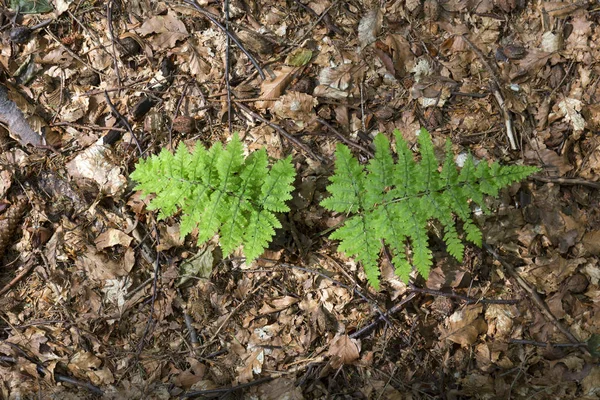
321,128 -> 538,289
131,135 -> 295,261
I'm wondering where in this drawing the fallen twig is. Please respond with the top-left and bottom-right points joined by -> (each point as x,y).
317,118 -> 374,158
408,284 -> 520,305
483,244 -> 581,344
236,102 -> 325,162
0,85 -> 44,147
461,35 -> 518,150
530,175 -> 600,189
181,376 -> 274,399
350,292 -> 417,339
0,257 -> 35,296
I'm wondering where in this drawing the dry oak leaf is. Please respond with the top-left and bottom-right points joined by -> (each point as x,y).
442,304 -> 487,347
272,91 -> 317,124
94,228 -> 132,250
137,13 -> 188,50
259,296 -> 300,314
358,7 -> 383,49
328,334 -> 361,369
256,65 -> 300,110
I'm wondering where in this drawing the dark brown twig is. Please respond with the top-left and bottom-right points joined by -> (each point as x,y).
0,257 -> 35,296
224,0 -> 232,132
317,118 -> 374,158
461,35 -> 517,150
484,244 -> 581,344
530,175 -> 600,189
181,0 -> 265,80
235,102 -> 325,162
509,338 -> 585,348
408,284 -> 520,305
103,91 -> 143,155
264,260 -> 393,328
2,343 -> 104,396
181,376 -> 274,398
106,1 -> 122,95
135,224 -> 161,358
350,292 -> 418,339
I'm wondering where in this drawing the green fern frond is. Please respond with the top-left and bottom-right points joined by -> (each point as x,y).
131,135 -> 296,262
322,128 -> 539,287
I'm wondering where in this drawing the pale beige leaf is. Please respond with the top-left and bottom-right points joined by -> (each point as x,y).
272,91 -> 317,123
95,228 -> 132,250
328,335 -> 361,369
358,7 -> 382,48
557,97 -> 585,133
256,66 -> 299,110
137,13 -> 188,50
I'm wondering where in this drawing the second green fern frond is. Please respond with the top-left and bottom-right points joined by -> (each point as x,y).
131,135 -> 296,262
322,128 -> 539,288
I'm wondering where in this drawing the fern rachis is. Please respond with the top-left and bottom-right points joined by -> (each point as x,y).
321,128 -> 539,289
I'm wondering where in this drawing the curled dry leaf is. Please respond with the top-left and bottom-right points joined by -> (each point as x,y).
136,12 -> 188,50
358,7 -> 383,49
94,228 -> 133,250
66,142 -> 127,197
272,91 -> 317,126
328,334 -> 361,369
256,65 -> 300,110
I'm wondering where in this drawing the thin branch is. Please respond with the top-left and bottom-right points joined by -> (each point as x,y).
235,102 -> 325,162
408,284 -> 520,305
103,91 -> 143,155
181,376 -> 274,398
461,35 -> 517,150
530,175 -> 600,189
317,118 -> 374,157
350,292 -> 418,339
483,244 -> 581,345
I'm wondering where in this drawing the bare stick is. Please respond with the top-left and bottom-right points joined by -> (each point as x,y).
484,244 -> 581,344
461,35 -> 517,150
317,118 -> 374,157
236,102 -> 325,162
350,292 -> 418,339
0,257 -> 35,296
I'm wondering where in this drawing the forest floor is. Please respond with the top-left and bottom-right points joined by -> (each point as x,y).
0,0 -> 600,398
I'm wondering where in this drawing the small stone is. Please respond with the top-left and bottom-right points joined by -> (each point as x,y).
172,115 -> 196,134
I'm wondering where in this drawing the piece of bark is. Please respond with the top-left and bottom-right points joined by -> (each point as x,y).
0,85 -> 44,147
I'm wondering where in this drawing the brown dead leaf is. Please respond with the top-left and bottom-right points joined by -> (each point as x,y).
157,224 -> 183,251
256,66 -> 300,110
259,296 -> 299,314
442,304 -> 487,347
272,91 -> 317,126
94,228 -> 132,250
77,245 -> 129,281
257,377 -> 304,400
582,231 -> 600,256
327,334 -> 361,369
137,13 -> 188,50
66,143 -> 127,196
358,7 -> 383,49
237,348 -> 264,383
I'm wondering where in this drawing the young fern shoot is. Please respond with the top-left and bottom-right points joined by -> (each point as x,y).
131,135 -> 296,262
321,128 -> 538,289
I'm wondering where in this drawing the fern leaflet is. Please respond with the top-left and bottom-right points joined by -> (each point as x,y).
322,128 -> 539,288
131,135 -> 296,262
